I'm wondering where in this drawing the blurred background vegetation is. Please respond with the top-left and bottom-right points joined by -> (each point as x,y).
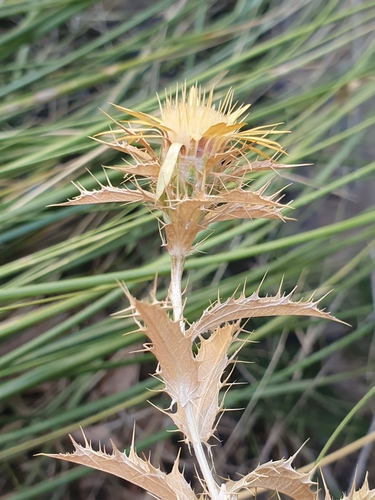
1,0 -> 375,498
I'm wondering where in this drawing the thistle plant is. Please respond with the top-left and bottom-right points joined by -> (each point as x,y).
43,85 -> 374,499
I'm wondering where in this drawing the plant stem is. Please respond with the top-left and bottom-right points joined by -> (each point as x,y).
185,402 -> 220,499
169,252 -> 185,331
169,251 -> 220,498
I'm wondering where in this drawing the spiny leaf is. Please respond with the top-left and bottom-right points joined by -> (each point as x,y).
204,186 -> 285,207
187,288 -> 345,339
54,182 -> 155,206
162,186 -> 290,254
224,453 -> 316,499
204,203 -> 287,223
128,296 -> 199,408
201,182 -> 291,223
223,159 -> 303,181
192,322 -> 240,440
120,295 -> 240,444
110,162 -> 160,179
40,433 -> 198,500
341,477 -> 375,500
163,200 -> 206,255
243,159 -> 298,172
169,322 -> 239,444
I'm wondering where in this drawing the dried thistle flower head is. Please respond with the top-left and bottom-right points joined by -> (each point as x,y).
62,84 -> 292,258
155,85 -> 286,198
106,84 -> 287,200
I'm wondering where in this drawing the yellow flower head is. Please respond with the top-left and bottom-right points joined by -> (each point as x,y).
98,84 -> 286,199
65,85 -> 292,256
159,85 -> 246,146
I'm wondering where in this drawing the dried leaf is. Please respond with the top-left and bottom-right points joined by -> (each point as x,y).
201,182 -> 290,223
170,322 -> 239,444
192,323 -> 239,440
53,183 -> 154,206
130,297 -> 199,408
110,162 -> 160,179
206,187 -> 284,207
247,159 -> 292,171
187,288 -> 344,339
204,203 -> 287,223
224,454 -> 316,499
41,434 -> 198,500
164,200 -> 206,255
163,186 -> 289,254
341,478 -> 375,500
123,296 -> 239,444
113,143 -> 155,161
230,159 -> 299,177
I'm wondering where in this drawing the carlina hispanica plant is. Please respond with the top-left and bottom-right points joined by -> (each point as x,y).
41,84 -> 374,499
